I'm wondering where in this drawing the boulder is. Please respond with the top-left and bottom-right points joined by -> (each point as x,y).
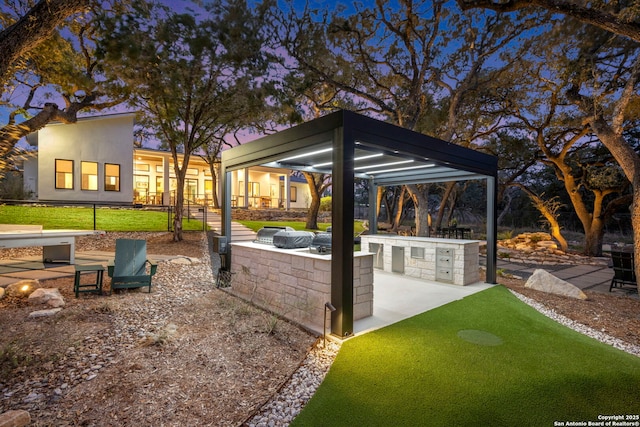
525,269 -> 588,300
4,280 -> 38,298
28,288 -> 65,308
0,409 -> 31,427
0,287 -> 4,300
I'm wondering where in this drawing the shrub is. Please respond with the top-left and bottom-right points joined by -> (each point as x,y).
320,196 -> 332,212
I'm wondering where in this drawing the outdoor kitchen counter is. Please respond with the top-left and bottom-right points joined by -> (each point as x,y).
229,241 -> 374,334
360,234 -> 480,286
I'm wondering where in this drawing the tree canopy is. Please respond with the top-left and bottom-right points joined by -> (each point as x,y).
98,0 -> 274,240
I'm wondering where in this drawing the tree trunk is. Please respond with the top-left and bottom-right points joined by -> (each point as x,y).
173,176 -> 185,242
516,184 -> 569,252
0,0 -> 92,84
434,182 -> 456,229
171,152 -> 190,242
406,185 -> 430,236
209,165 -> 220,209
303,172 -> 321,230
497,189 -> 514,226
391,186 -> 407,232
376,186 -> 384,221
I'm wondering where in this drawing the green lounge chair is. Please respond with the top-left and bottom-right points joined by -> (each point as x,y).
108,239 -> 157,293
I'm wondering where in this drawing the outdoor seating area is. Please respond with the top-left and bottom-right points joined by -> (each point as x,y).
434,227 -> 473,239
0,238 -> 161,296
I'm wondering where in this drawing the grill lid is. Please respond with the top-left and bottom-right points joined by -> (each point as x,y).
310,232 -> 332,253
272,230 -> 315,249
254,226 -> 294,244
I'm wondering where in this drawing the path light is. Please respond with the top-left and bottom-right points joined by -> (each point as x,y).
324,302 -> 336,348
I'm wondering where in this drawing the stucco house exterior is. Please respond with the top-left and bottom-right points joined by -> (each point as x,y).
22,113 -> 311,209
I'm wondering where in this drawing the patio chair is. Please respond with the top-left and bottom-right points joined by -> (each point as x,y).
609,251 -> 637,292
107,239 -> 157,293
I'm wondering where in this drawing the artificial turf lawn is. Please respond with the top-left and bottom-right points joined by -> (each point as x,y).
292,286 -> 640,426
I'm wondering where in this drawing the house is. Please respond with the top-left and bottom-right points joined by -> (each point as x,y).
21,113 -> 311,209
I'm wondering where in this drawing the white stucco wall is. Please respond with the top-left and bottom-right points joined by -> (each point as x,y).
22,157 -> 38,197
36,114 -> 134,203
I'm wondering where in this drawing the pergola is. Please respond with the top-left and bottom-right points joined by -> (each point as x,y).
221,110 -> 498,337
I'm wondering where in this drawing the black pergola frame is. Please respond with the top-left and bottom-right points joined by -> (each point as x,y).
221,110 -> 498,338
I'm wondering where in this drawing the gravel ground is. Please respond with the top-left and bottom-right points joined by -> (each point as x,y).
1,231 -> 638,426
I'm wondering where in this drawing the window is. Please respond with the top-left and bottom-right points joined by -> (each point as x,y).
81,161 -> 98,191
55,159 -> 73,189
156,177 -> 164,194
248,182 -> 260,197
134,163 -> 150,172
290,186 -> 297,202
134,175 -> 149,202
185,179 -> 198,199
205,180 -> 213,193
186,168 -> 199,176
156,165 -> 164,173
104,163 -> 120,191
134,174 -> 149,189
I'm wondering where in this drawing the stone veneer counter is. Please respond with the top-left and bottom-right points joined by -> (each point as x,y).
229,241 -> 374,334
360,235 -> 480,286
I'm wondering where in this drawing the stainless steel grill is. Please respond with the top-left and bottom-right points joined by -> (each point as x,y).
254,226 -> 294,245
272,230 -> 315,249
310,232 -> 332,254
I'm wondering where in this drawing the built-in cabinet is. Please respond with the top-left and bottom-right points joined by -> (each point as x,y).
361,235 -> 480,286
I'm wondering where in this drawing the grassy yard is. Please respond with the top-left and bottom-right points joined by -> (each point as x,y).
0,205 -> 204,232
292,286 -> 640,426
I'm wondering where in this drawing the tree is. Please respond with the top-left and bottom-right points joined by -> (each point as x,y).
459,0 -> 640,291
0,0 -> 128,176
302,171 -> 331,229
0,0 -> 93,83
273,0 -> 542,235
457,0 -> 640,43
99,1 -> 272,241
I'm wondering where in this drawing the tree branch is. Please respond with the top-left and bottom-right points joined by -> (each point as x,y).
457,0 -> 640,43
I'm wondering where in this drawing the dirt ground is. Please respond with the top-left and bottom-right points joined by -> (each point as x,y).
1,231 -> 639,426
0,232 -> 316,426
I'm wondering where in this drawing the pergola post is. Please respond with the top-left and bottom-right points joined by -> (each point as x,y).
221,167 -> 232,269
486,176 -> 498,284
368,178 -> 377,235
331,126 -> 355,337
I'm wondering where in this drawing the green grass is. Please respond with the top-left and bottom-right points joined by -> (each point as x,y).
292,286 -> 640,427
237,220 -> 366,235
0,205 -> 204,232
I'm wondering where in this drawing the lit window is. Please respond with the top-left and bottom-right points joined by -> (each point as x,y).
134,163 -> 150,172
81,161 -> 98,191
290,186 -> 297,202
249,182 -> 260,197
105,163 -> 120,192
55,159 -> 73,189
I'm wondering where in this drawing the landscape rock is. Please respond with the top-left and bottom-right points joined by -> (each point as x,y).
0,409 -> 31,427
0,287 -> 4,299
525,269 -> 588,300
28,308 -> 63,318
4,280 -> 38,298
28,288 -> 65,308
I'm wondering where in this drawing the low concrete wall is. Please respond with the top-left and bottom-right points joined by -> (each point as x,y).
229,242 -> 373,334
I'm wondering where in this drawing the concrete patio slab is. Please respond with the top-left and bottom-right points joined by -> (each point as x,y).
353,270 -> 494,335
